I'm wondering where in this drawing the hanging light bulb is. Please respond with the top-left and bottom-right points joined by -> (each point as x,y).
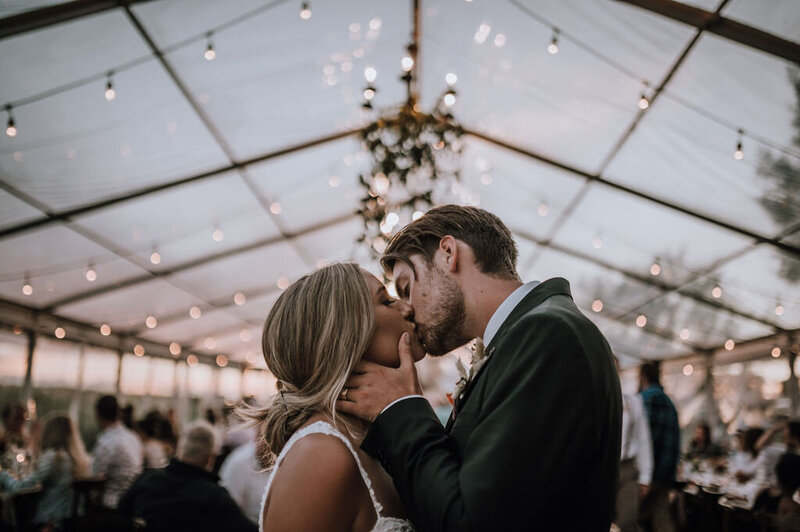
364,67 -> 377,83
363,86 -> 376,101
5,106 -> 17,138
445,72 -> 458,86
443,89 -> 456,107
591,299 -> 603,312
638,93 -> 650,110
85,264 -> 97,282
169,342 -> 182,356
212,227 -> 224,242
300,1 -> 312,20
401,55 -> 414,72
733,128 -> 744,160
547,29 -> 559,54
149,250 -> 161,265
711,285 -> 722,298
724,339 -> 735,351
54,327 -> 66,339
679,328 -> 690,341
771,346 -> 781,358
104,73 -> 116,101
775,303 -> 784,316
649,261 -> 661,276
22,277 -> 33,296
100,324 -> 111,336
204,33 -> 216,61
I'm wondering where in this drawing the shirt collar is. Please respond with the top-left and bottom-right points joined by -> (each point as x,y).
482,281 -> 539,346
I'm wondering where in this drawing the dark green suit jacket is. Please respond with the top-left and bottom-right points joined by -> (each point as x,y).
362,278 -> 622,531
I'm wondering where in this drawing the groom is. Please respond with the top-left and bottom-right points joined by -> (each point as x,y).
339,205 -> 622,531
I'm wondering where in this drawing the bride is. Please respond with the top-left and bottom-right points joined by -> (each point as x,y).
246,263 -> 424,532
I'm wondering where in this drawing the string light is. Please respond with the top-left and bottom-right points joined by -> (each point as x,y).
683,364 -> 693,376
216,354 -> 228,367
364,67 -> 377,83
85,264 -> 97,282
733,129 -> 744,160
22,277 -> 33,296
547,29 -> 559,54
270,201 -> 282,214
234,292 -> 246,305
300,2 -> 312,20
537,202 -> 549,217
100,324 -> 111,336
711,286 -> 722,298
145,315 -> 157,329
186,354 -> 198,367
363,87 -> 376,101
412,211 -> 424,221
443,89 -> 456,107
679,328 -> 690,341
494,34 -> 506,47
635,315 -> 647,328
5,106 -> 17,138
445,72 -> 458,86
401,56 -> 414,72
212,228 -> 224,242
189,306 -> 202,319
277,277 -> 290,290
204,33 -> 216,61
775,304 -> 784,316
204,336 -> 216,349
591,299 -> 603,312
169,342 -> 182,356
592,235 -> 603,249
328,174 -> 341,187
54,327 -> 66,339
104,72 -> 116,101
650,262 -> 661,276
149,250 -> 161,265
771,346 -> 781,358
638,93 -> 650,110
724,339 -> 735,351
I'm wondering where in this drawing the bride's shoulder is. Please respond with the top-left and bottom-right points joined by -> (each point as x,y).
277,431 -> 362,491
267,431 -> 365,526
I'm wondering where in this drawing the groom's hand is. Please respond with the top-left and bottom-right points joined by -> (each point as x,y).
337,332 -> 422,422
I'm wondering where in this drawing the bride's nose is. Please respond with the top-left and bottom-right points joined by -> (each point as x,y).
395,299 -> 414,321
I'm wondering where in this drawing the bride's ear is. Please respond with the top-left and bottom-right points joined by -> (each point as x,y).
439,235 -> 459,273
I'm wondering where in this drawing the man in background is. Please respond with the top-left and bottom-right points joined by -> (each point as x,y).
92,395 -> 143,509
119,420 -> 256,532
638,362 -> 680,532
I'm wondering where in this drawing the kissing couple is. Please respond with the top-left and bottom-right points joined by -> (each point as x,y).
247,205 -> 622,531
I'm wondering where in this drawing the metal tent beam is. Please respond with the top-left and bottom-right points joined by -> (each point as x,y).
0,0 -> 157,40
465,129 -> 800,258
614,0 -> 800,66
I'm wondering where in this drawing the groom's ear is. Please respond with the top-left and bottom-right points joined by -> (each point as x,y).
438,235 -> 459,273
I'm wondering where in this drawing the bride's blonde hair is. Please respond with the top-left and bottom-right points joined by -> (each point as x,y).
244,263 -> 374,466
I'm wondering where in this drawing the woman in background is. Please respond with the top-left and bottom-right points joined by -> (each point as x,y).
0,415 -> 90,531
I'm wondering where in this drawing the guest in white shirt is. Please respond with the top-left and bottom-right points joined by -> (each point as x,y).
91,395 -> 143,508
218,440 -> 271,523
729,427 -> 764,483
614,373 -> 653,532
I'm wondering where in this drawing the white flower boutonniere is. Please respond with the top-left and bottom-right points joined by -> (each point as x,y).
446,338 -> 495,407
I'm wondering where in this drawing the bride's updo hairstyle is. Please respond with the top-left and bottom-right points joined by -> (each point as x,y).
247,263 -> 374,465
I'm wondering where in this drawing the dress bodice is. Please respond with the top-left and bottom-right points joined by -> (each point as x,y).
259,421 -> 413,532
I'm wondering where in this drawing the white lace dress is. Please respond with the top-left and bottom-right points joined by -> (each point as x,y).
259,421 -> 414,532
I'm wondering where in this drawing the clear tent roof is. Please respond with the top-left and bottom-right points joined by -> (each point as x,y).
0,0 -> 798,374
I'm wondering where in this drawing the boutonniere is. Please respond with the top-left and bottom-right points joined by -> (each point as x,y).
446,338 -> 495,406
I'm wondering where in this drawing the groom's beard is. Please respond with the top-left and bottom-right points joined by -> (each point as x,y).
419,268 -> 470,357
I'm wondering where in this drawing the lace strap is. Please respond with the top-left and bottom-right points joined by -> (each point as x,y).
259,421 -> 384,531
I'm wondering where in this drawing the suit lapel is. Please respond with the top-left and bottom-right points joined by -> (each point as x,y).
445,278 -> 572,429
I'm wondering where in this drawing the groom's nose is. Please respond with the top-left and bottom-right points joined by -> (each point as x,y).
396,299 -> 415,322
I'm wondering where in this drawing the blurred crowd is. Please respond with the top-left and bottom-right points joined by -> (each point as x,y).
0,396 -> 269,532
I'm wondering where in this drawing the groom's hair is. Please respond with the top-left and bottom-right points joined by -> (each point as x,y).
382,205 -> 519,280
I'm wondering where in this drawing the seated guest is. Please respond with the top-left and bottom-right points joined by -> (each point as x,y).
686,422 -> 724,460
219,438 -> 271,524
92,395 -> 143,509
137,411 -> 168,469
0,415 -> 90,529
730,427 -> 765,483
0,403 -> 30,469
118,420 -> 256,532
775,453 -> 800,517
755,420 -> 800,490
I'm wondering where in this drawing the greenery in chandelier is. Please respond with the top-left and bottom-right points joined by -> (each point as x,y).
357,92 -> 464,261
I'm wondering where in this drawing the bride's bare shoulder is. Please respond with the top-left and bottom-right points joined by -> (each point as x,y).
264,433 -> 364,530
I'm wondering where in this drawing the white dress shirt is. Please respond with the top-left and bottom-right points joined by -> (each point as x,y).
620,393 -> 653,485
382,280 -> 539,415
92,422 -> 143,508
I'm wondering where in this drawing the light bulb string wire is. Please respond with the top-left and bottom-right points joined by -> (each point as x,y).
506,0 -> 800,162
1,0 -> 290,113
